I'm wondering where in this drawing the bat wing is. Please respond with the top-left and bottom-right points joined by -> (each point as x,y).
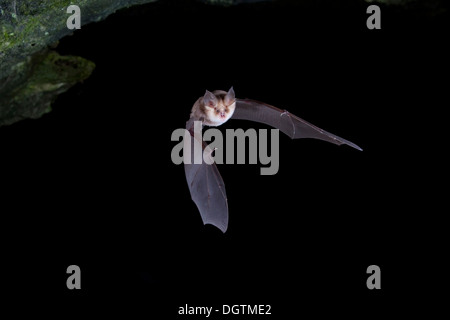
233,99 -> 362,151
184,121 -> 228,232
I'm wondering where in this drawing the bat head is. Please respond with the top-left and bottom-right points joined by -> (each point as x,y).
203,87 -> 236,126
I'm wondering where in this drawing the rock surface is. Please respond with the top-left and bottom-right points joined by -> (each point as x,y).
0,50 -> 94,126
0,0 -> 157,126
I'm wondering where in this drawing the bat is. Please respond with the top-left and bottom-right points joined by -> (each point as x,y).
184,87 -> 362,232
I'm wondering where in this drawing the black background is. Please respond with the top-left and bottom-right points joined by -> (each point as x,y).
1,0 -> 447,317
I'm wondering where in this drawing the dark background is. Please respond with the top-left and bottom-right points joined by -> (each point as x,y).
1,0 -> 447,317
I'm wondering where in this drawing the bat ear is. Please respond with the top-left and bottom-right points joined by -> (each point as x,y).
224,86 -> 235,105
203,90 -> 218,108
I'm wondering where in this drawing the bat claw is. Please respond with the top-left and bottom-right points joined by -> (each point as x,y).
281,110 -> 290,117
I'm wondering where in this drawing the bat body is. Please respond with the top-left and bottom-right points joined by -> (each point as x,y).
184,88 -> 361,232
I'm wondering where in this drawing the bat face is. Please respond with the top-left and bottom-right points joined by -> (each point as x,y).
202,88 -> 236,127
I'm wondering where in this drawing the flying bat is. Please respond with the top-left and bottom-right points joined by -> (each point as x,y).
184,87 -> 362,233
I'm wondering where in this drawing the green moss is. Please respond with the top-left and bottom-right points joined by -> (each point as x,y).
1,0 -> 158,82
0,50 -> 95,126
1,0 -> 158,126
21,51 -> 95,94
